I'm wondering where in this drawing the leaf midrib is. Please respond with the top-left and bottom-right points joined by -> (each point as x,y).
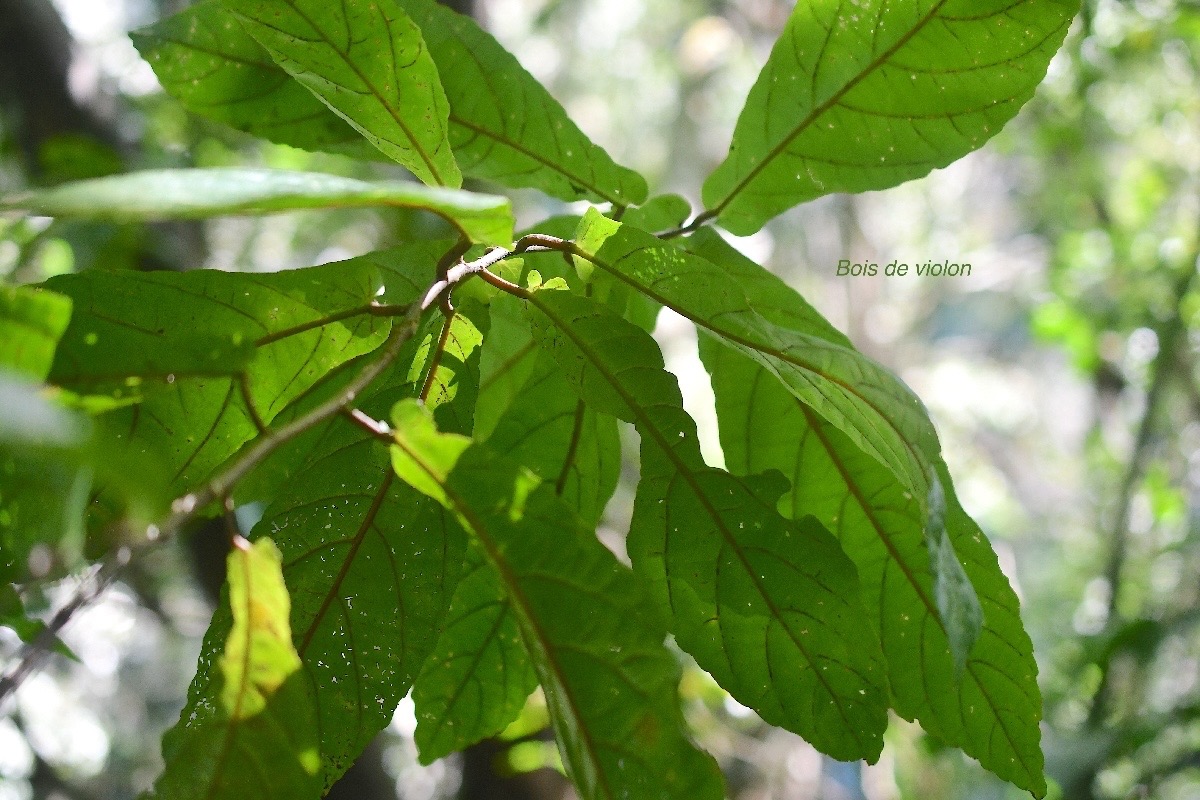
236,1 -> 448,186
576,243 -> 930,498
707,0 -> 952,216
390,436 -> 617,800
205,547 -> 258,800
530,293 -> 873,753
798,402 -> 1039,787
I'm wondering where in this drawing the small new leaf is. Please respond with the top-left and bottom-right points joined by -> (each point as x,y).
152,538 -> 322,800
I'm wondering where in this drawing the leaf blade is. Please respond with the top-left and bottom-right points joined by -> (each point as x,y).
5,168 -> 512,245
701,0 -> 1078,234
526,289 -> 890,762
152,538 -> 323,800
705,343 -> 1044,792
392,401 -> 725,800
227,0 -> 460,187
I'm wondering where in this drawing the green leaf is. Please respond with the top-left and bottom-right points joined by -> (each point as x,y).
180,302 -> 481,788
258,426 -> 465,787
473,293 -> 541,441
392,401 -> 725,800
0,285 -> 72,381
393,0 -> 646,204
129,2 -> 370,155
701,0 -> 1079,234
4,168 -> 512,245
484,353 -> 621,529
134,0 -> 645,204
227,0 -> 460,187
525,289 -> 890,762
412,309 -> 619,760
152,537 -> 322,800
685,229 -> 983,675
45,258 -> 391,494
703,344 -> 1043,793
411,546 -> 537,763
572,210 -> 940,509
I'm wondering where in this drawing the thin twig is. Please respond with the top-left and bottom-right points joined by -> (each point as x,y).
341,407 -> 393,441
658,209 -> 717,240
0,234 -> 550,703
0,283 -> 428,704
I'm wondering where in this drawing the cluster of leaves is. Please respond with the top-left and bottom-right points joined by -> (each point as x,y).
0,0 -> 1079,797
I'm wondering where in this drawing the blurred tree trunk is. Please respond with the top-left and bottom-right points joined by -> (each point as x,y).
0,0 -> 115,168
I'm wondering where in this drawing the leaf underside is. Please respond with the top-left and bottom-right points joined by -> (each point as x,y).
228,0 -> 461,187
133,0 -> 643,204
703,0 -> 1079,234
45,258 -> 390,495
526,289 -> 890,762
129,2 -> 374,155
152,538 -> 323,800
392,404 -> 725,800
704,342 -> 1044,794
5,168 -> 513,245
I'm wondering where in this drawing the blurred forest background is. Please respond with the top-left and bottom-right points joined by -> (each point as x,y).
1,0 -> 1198,798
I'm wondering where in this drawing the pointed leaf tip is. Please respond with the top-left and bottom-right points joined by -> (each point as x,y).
702,0 -> 1079,233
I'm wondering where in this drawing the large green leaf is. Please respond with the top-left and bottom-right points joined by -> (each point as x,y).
392,401 -> 724,800
3,168 -> 511,245
0,286 -> 72,381
684,228 -> 982,674
393,0 -> 646,205
525,289 -> 890,762
129,2 -> 369,155
572,213 -> 985,672
571,210 -> 939,509
258,418 -> 466,787
701,0 -> 1078,234
152,538 -> 322,800
44,259 -> 391,493
227,0 -> 460,187
703,343 -> 1044,794
177,301 -> 481,789
409,301 -> 620,762
134,0 -> 645,204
